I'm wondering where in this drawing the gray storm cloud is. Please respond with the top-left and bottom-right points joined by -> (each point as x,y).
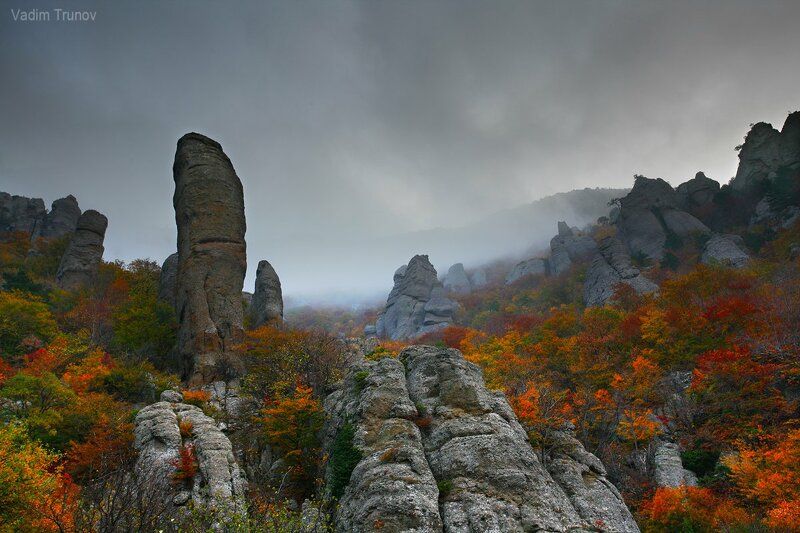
2,0 -> 799,303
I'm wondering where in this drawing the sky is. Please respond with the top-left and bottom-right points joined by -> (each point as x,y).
2,0 -> 800,304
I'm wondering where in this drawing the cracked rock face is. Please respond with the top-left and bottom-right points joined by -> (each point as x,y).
584,236 -> 658,306
39,195 -> 81,239
549,222 -> 598,276
731,111 -> 800,191
56,209 -> 107,290
0,192 -> 46,234
376,255 -> 456,340
651,440 -> 697,488
134,391 -> 246,517
324,345 -> 639,532
173,133 -> 247,384
250,259 -> 283,327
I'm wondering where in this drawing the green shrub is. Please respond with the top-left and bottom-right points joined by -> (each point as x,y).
353,370 -> 369,394
328,422 -> 361,500
681,449 -> 720,478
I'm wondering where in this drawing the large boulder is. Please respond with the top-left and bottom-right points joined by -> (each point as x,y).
250,259 -> 283,327
173,133 -> 247,384
324,345 -> 639,532
616,176 -> 709,261
134,391 -> 246,519
56,209 -> 107,290
442,262 -> 472,294
470,268 -> 488,289
505,257 -> 547,284
651,440 -> 698,488
731,111 -> 800,191
158,252 -> 179,309
675,172 -> 719,212
375,255 -> 456,340
549,221 -> 598,275
700,234 -> 749,269
584,236 -> 658,306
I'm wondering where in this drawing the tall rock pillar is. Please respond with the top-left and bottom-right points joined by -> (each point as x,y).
173,133 -> 247,384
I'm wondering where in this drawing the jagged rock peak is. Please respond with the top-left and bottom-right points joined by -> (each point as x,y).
375,255 -> 456,340
550,221 -> 597,276
323,345 -> 639,532
0,192 -> 82,240
442,262 -> 472,294
505,257 -> 546,284
250,259 -> 283,327
731,111 -> 800,191
55,209 -> 107,290
173,132 -> 247,384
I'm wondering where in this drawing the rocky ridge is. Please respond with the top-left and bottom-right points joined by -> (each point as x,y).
55,209 -> 108,290
323,345 -> 639,532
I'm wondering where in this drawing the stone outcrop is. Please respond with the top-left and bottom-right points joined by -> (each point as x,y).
324,345 -> 639,532
250,259 -> 283,327
1,192 -> 81,240
173,133 -> 247,384
0,192 -> 46,234
616,177 -> 709,261
39,195 -> 81,239
651,440 -> 698,488
675,172 -> 719,212
584,236 -> 658,306
375,255 -> 456,340
731,111 -> 800,191
134,390 -> 246,517
442,263 -> 472,294
549,222 -> 598,275
158,252 -> 179,309
56,209 -> 107,290
505,257 -> 547,285
700,234 -> 750,268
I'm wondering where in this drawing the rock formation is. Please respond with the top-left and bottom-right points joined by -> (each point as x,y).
250,259 -> 283,327
470,268 -> 488,289
442,263 -> 472,294
39,195 -> 81,239
549,222 -> 597,276
55,209 -> 107,290
158,252 -> 179,309
700,234 -> 750,268
616,177 -> 709,262
323,345 -> 639,532
173,133 -> 247,384
505,257 -> 546,284
375,255 -> 456,340
134,390 -> 246,518
584,236 -> 658,306
651,440 -> 698,488
1,192 -> 81,240
731,111 -> 800,191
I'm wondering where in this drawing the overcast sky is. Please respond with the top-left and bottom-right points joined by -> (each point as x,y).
2,0 -> 799,303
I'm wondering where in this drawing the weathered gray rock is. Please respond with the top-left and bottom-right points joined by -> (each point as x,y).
324,357 -> 442,532
0,192 -> 46,234
250,260 -> 283,327
616,176 -> 709,261
549,222 -> 598,275
376,255 -> 456,340
324,345 -> 639,532
56,209 -> 107,290
158,252 -> 179,309
173,133 -> 247,384
39,195 -> 81,239
584,236 -> 658,306
443,263 -> 472,294
675,172 -> 719,212
731,111 -> 800,191
701,234 -> 749,268
505,257 -> 547,285
547,424 -> 640,532
651,441 -> 697,488
470,268 -> 488,289
134,400 -> 246,517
